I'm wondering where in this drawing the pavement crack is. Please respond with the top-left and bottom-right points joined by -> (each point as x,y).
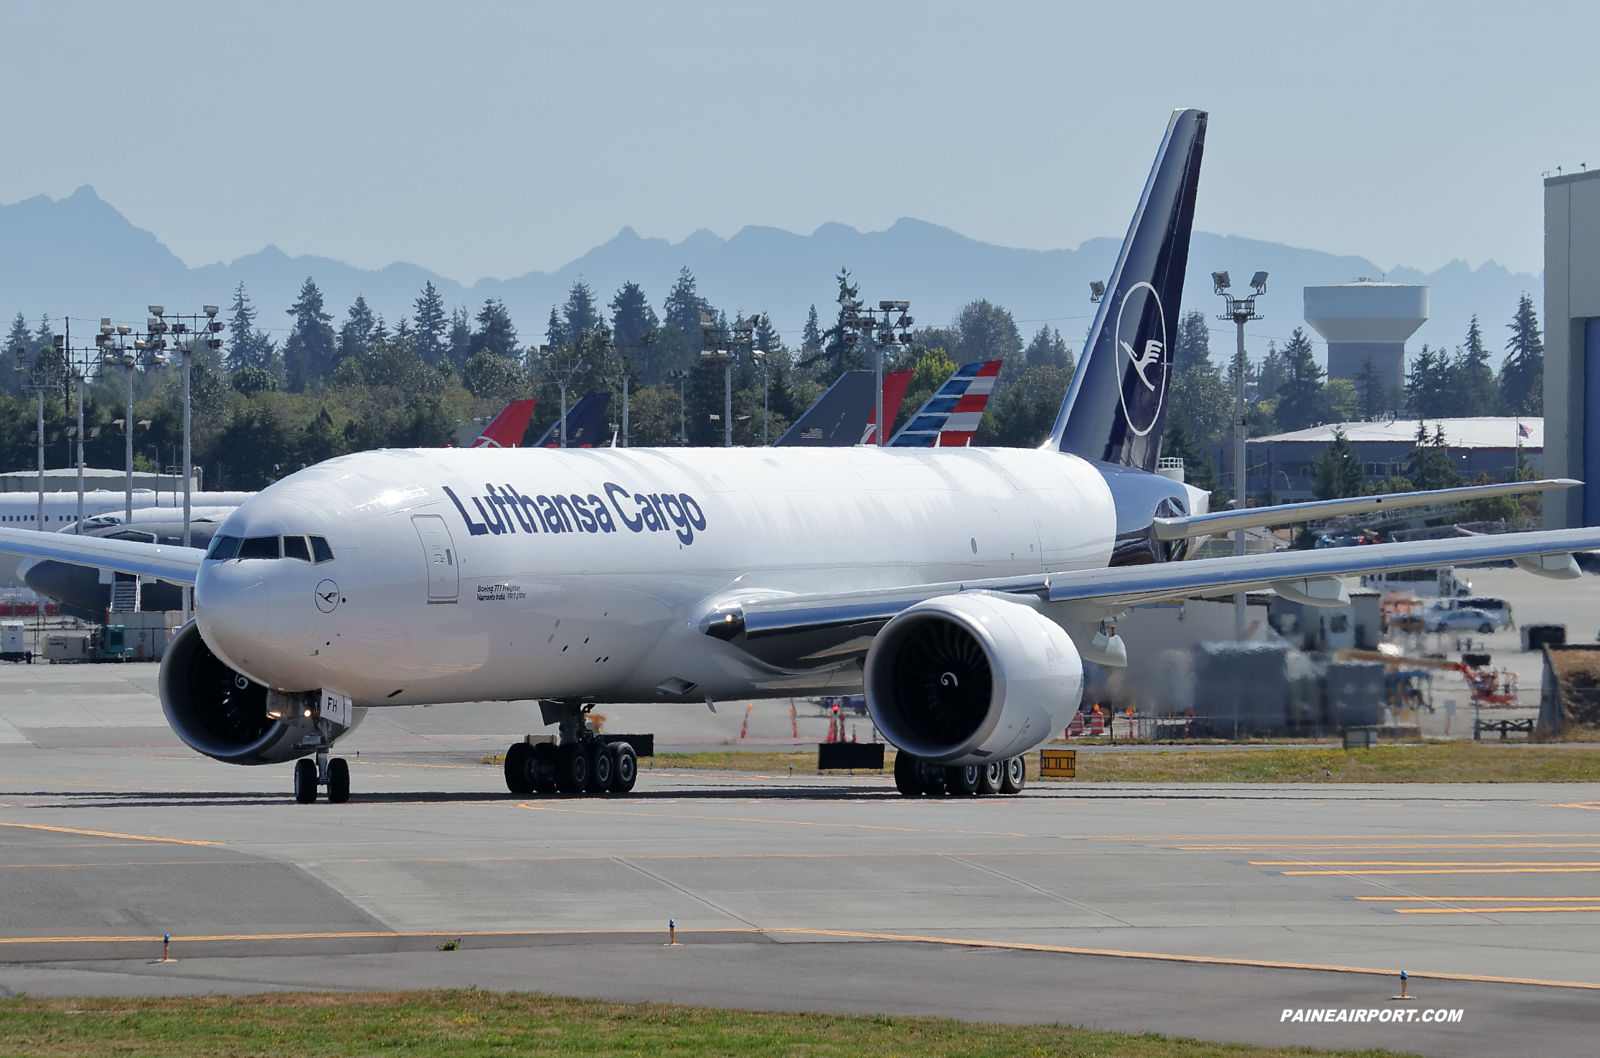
944,855 -> 1135,927
613,857 -> 760,929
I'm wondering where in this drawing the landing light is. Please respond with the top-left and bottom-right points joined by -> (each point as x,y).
303,708 -> 313,718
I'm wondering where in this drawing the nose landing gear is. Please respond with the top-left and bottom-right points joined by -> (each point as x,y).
292,745 -> 351,804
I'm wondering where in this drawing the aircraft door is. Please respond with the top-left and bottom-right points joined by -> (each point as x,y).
411,514 -> 459,602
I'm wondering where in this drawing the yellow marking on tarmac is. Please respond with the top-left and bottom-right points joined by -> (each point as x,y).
1184,843 -> 1600,851
1285,868 -> 1600,876
516,802 -> 1029,837
1394,906 -> 1600,914
1357,895 -> 1600,902
1557,802 -> 1600,810
0,822 -> 220,847
0,928 -> 761,946
764,929 -> 1600,991
1252,860 -> 1600,867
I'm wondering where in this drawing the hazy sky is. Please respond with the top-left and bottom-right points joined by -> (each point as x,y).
2,1 -> 1592,284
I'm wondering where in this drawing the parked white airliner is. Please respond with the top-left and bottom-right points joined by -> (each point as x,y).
2,108 -> 1595,806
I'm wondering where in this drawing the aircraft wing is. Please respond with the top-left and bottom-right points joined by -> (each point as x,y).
1153,479 -> 1578,541
0,527 -> 204,586
730,526 -> 1600,663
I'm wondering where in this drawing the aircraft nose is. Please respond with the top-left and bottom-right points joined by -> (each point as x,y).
194,560 -> 268,667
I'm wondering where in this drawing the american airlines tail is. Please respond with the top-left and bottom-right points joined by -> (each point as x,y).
1049,108 -> 1206,472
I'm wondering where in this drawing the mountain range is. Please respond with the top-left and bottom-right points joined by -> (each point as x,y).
1,185 -> 1540,365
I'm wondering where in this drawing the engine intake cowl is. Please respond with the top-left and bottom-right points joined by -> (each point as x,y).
864,592 -> 1083,765
159,621 -> 361,765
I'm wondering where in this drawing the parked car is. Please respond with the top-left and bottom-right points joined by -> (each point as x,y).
1455,596 -> 1513,630
1425,607 -> 1499,634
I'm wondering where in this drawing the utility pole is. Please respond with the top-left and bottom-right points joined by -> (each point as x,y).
1213,270 -> 1268,638
668,370 -> 688,444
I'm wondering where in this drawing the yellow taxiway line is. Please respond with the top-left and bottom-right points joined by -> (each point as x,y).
0,821 -> 221,847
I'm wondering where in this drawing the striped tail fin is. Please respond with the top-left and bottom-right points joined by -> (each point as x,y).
888,360 -> 1003,447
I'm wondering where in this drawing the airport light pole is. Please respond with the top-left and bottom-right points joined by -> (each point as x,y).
873,301 -> 915,445
13,341 -> 63,530
750,348 -> 769,445
668,370 -> 689,445
1213,270 -> 1268,638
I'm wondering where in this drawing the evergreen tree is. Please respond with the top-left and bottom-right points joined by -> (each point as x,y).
1500,293 -> 1543,415
1160,410 -> 1224,507
1256,340 -> 1286,402
801,305 -> 823,352
1172,309 -> 1211,373
471,299 -> 519,360
1169,351 -> 1230,442
609,281 -> 659,353
820,268 -> 864,378
31,315 -> 53,358
225,282 -> 275,372
1024,325 -> 1072,370
1404,345 -> 1452,418
545,305 -> 567,350
662,266 -> 713,342
1311,426 -> 1366,499
560,279 -> 600,342
1354,356 -> 1387,420
1406,422 -> 1460,491
282,278 -> 336,391
338,295 -> 378,361
1451,315 -> 1497,415
1272,327 -> 1325,431
413,281 -> 448,365
446,306 -> 473,369
3,313 -> 30,395
983,364 -> 1072,446
754,312 -> 784,355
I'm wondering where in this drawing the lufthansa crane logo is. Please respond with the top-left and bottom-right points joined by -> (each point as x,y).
315,579 -> 340,613
1112,281 -> 1168,437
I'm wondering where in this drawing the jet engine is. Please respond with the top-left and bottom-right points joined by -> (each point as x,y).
159,622 -> 359,764
864,592 -> 1083,765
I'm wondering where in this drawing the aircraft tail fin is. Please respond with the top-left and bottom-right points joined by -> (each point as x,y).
533,393 -> 612,448
1047,108 -> 1207,471
861,370 -> 913,445
469,398 -> 538,448
889,360 -> 1002,447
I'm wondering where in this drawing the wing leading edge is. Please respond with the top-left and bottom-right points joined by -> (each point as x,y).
0,527 -> 203,586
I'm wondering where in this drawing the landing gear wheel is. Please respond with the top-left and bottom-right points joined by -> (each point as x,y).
1000,755 -> 1026,794
919,761 -> 948,796
948,763 -> 982,796
531,743 -> 558,793
893,750 -> 925,796
293,758 -> 318,804
978,760 -> 1003,796
556,743 -> 590,793
504,742 -> 533,794
327,757 -> 350,803
611,743 -> 638,793
590,743 -> 615,792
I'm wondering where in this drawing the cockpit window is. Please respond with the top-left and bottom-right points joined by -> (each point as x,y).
282,535 -> 311,562
206,535 -> 241,561
309,536 -> 334,563
237,536 -> 281,560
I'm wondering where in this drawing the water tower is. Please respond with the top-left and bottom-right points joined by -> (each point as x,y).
1303,282 -> 1428,397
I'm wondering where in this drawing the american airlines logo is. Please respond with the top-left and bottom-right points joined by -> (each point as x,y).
443,482 -> 708,545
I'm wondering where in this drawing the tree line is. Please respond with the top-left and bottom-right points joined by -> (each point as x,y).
0,270 -> 1080,489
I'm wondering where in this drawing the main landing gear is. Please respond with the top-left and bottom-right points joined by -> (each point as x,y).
502,701 -> 639,797
293,746 -> 351,804
893,751 -> 1026,797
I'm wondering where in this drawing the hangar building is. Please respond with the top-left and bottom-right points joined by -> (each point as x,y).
1545,169 -> 1600,528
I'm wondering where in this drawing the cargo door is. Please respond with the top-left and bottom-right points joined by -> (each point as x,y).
411,514 -> 458,603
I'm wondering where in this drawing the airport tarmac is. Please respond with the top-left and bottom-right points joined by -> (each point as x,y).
2,662 -> 1598,1056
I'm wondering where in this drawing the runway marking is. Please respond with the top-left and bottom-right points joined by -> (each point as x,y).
1557,802 -> 1600,810
1182,843 -> 1600,851
764,929 -> 1600,991
1393,906 -> 1600,914
1252,861 -> 1600,867
515,802 -> 1029,837
1356,895 -> 1600,902
0,822 -> 220,847
6,925 -> 1600,991
1285,868 -> 1600,876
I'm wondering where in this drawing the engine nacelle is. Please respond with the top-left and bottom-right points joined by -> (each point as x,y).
159,621 -> 362,765
864,592 -> 1083,765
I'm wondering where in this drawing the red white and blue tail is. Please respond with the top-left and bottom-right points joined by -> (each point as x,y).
888,360 -> 1003,447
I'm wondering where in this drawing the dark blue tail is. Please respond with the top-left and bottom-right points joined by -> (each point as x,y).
1048,108 -> 1206,471
534,392 -> 612,448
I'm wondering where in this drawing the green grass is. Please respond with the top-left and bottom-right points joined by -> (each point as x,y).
1069,741 -> 1600,783
0,990 -> 1416,1057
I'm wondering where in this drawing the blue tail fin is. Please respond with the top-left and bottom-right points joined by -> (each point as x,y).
1048,108 -> 1206,471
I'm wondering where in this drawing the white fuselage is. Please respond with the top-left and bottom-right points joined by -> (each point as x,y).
195,446 -> 1117,708
0,489 -> 256,529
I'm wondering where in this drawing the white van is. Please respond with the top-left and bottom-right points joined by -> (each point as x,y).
1451,596 -> 1513,630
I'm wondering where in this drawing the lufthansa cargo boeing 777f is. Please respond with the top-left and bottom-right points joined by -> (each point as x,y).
2,109 -> 1592,804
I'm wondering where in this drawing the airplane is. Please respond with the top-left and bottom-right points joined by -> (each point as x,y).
1,107 -> 1593,809
859,370 -> 913,446
775,370 -> 911,446
467,398 -> 538,447
888,360 -> 1003,447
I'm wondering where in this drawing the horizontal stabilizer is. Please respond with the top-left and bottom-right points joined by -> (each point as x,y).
1152,478 -> 1578,541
